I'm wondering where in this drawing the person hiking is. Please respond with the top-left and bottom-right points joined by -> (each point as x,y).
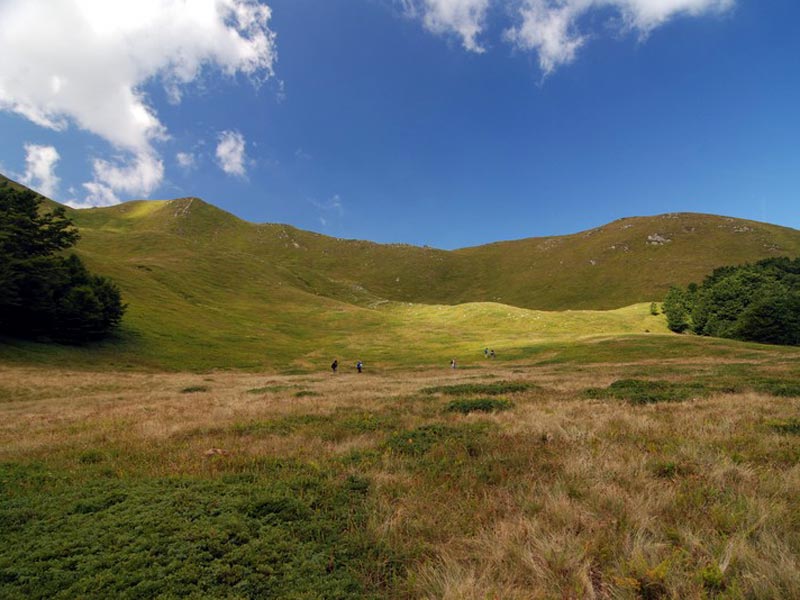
331,359 -> 338,374
356,360 -> 363,373
489,349 -> 495,359
450,358 -> 457,369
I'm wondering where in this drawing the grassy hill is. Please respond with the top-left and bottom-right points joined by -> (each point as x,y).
2,174 -> 799,369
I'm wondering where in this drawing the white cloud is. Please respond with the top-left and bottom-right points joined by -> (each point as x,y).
507,0 -> 735,75
404,0 -> 733,73
0,0 -> 277,201
176,151 -> 197,170
73,182 -> 120,208
21,144 -> 61,197
91,151 -> 165,197
216,130 -> 247,176
409,0 -> 491,53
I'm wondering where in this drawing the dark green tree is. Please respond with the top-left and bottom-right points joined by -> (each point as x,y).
663,286 -> 690,333
0,183 -> 126,342
665,257 -> 800,346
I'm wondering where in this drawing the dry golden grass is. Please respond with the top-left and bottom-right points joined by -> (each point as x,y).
2,357 -> 800,598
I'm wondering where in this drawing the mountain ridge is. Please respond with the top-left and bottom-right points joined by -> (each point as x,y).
5,173 -> 800,311
3,172 -> 800,369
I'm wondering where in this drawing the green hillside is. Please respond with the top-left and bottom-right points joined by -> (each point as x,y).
70,195 -> 800,309
2,174 -> 799,370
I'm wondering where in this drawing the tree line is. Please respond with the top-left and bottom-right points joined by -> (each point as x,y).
663,257 -> 800,346
0,183 -> 125,343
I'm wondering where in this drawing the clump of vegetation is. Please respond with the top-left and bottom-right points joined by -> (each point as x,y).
0,461 -> 395,599
294,390 -> 321,398
421,381 -> 534,396
387,424 -> 455,456
650,459 -> 693,479
756,381 -> 800,398
766,418 -> 800,435
180,385 -> 209,393
663,257 -> 800,345
445,398 -> 513,414
78,450 -> 104,465
386,423 -> 489,457
586,379 -> 710,404
699,563 -> 726,593
0,183 -> 126,343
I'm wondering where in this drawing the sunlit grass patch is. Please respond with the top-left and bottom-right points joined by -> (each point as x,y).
421,381 -> 535,396
444,398 -> 513,414
585,379 -> 711,404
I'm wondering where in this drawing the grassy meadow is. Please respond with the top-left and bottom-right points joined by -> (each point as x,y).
3,337 -> 800,598
3,182 -> 800,596
0,300 -> 669,371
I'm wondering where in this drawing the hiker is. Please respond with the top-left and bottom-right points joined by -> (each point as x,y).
356,360 -> 363,373
450,358 -> 457,369
331,359 -> 338,374
484,347 -> 489,358
490,349 -> 495,359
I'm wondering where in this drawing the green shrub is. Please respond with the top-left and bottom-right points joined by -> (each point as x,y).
699,563 -> 726,592
386,423 -> 490,457
421,381 -> 534,396
180,385 -> 209,393
78,450 -> 104,465
445,398 -> 513,414
0,461 -> 396,599
766,418 -> 800,435
387,424 -> 454,456
586,379 -> 710,404
756,381 -> 800,398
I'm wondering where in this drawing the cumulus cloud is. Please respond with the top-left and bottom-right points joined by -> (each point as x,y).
407,0 -> 491,52
21,144 -> 61,197
216,130 -> 247,176
76,182 -> 121,208
506,0 -> 734,75
405,0 -> 733,73
0,0 -> 276,201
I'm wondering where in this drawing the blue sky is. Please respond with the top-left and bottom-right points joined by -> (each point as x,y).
1,0 -> 798,249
